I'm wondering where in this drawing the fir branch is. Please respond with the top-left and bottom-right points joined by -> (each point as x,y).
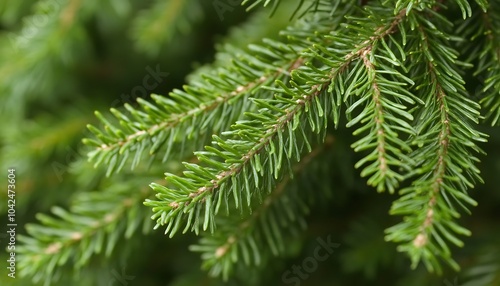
342,7 -> 419,193
17,181 -> 154,286
145,75 -> 328,237
478,0 -> 500,125
385,9 -> 487,274
145,2 -> 420,237
353,47 -> 415,193
346,30 -> 417,192
144,6 -> 360,236
84,0 -> 355,176
84,39 -> 309,176
190,136 -> 334,280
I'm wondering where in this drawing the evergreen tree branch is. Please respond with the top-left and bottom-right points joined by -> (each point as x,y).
344,7 -> 422,193
385,8 -> 487,274
478,0 -> 500,125
17,179 -> 154,286
190,136 -> 334,280
84,2 -> 351,176
84,49 -> 305,176
144,74 -> 328,237
143,5 -> 357,237
145,2 -> 422,237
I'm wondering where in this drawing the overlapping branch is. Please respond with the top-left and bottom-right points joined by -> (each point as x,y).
190,136 -> 335,279
386,9 -> 486,274
145,3 -> 422,238
144,3 -> 364,237
84,39 -> 309,176
17,179 -> 154,285
343,8 -> 421,193
478,0 -> 500,125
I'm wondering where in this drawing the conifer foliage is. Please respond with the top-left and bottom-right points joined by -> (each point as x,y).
3,0 -> 500,285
